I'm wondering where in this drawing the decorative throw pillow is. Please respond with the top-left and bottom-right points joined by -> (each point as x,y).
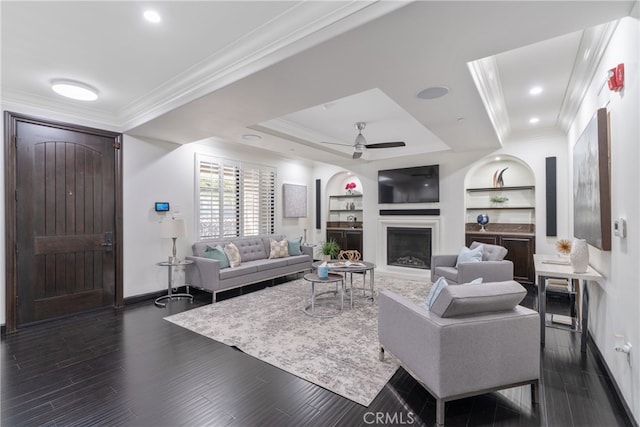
204,245 -> 230,269
269,238 -> 289,259
224,242 -> 242,268
463,277 -> 483,285
287,236 -> 303,256
424,276 -> 448,310
455,244 -> 484,268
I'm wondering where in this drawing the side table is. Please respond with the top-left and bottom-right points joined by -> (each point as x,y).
534,254 -> 604,353
155,260 -> 194,307
303,272 -> 344,318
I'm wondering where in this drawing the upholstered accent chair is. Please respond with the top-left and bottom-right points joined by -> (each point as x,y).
378,281 -> 540,426
431,241 -> 513,285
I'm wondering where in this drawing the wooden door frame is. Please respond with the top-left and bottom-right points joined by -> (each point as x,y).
4,112 -> 124,333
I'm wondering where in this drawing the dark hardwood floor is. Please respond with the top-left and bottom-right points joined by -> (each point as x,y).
1,280 -> 633,427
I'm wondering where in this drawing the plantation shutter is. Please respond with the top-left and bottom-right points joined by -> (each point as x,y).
241,165 -> 276,236
197,155 -> 275,239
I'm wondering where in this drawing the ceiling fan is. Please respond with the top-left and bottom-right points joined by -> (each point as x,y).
323,122 -> 406,159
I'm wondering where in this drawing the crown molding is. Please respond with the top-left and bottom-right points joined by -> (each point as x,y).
120,1 -> 410,131
467,55 -> 510,144
2,89 -> 121,130
557,20 -> 619,132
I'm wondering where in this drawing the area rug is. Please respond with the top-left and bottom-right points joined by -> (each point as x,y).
164,274 -> 431,406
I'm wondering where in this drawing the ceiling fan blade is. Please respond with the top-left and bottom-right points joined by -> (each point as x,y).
365,141 -> 406,149
352,150 -> 363,159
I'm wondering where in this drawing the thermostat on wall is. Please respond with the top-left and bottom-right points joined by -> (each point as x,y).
614,218 -> 626,238
155,202 -> 170,212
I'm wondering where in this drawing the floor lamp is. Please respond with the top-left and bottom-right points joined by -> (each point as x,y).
159,218 -> 187,264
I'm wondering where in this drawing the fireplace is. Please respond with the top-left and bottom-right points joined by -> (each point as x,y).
377,216 -> 440,276
386,227 -> 432,269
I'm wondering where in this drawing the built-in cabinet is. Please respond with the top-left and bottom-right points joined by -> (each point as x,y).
465,232 -> 535,285
327,194 -> 363,257
326,228 -> 363,257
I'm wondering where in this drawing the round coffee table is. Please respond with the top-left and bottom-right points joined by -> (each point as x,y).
312,261 -> 375,308
303,272 -> 344,318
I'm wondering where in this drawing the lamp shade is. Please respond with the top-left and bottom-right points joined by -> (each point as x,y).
159,218 -> 186,239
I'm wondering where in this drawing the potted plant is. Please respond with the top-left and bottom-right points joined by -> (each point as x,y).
320,239 -> 341,261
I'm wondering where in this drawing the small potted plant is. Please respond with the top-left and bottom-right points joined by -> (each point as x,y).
320,239 -> 341,261
490,195 -> 509,206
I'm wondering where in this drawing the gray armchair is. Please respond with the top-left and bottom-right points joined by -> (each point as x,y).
378,281 -> 540,426
431,241 -> 513,285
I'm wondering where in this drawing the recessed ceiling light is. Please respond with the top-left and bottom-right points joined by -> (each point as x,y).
495,156 -> 501,161
529,86 -> 543,95
51,80 -> 98,101
143,10 -> 161,23
242,134 -> 262,141
417,86 -> 449,100
529,117 -> 540,124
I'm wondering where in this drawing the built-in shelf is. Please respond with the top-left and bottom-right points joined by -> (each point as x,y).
329,209 -> 363,213
466,186 -> 535,192
467,206 -> 535,211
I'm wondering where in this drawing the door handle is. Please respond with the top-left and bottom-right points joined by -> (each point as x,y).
102,232 -> 113,252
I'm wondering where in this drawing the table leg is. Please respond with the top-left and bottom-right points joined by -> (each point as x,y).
538,274 -> 546,347
311,282 -> 316,312
581,280 -> 589,353
155,264 -> 193,307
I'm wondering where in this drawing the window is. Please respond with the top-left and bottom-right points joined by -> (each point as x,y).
197,154 -> 276,239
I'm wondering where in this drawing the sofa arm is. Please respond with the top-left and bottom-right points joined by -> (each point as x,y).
457,260 -> 513,283
378,291 -> 444,393
301,245 -> 314,258
185,255 -> 221,292
431,254 -> 458,282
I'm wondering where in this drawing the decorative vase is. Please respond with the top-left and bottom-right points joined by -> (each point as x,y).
346,189 -> 352,195
569,239 -> 589,273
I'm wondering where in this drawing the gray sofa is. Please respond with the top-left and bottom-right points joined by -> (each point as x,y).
379,281 -> 540,426
185,235 -> 313,301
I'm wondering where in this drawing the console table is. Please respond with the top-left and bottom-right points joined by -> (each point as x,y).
534,254 -> 604,352
155,260 -> 194,307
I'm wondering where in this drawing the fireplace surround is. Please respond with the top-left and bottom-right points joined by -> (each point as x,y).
377,217 -> 441,277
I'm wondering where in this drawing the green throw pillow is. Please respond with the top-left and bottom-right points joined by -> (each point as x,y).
288,236 -> 303,256
204,245 -> 230,269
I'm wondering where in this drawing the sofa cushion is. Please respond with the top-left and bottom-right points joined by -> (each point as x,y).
224,242 -> 242,267
470,241 -> 507,261
269,238 -> 289,259
286,254 -> 311,266
232,237 -> 267,262
253,258 -> 288,271
425,276 -> 448,310
430,280 -> 527,318
204,245 -> 230,269
456,245 -> 484,267
219,263 -> 258,279
287,236 -> 303,256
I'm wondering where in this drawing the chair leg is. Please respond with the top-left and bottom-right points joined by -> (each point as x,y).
531,380 -> 540,405
379,346 -> 385,361
436,399 -> 445,426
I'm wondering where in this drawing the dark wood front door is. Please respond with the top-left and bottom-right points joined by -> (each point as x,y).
5,113 -> 123,330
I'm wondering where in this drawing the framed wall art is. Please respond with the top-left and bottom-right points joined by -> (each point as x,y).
283,183 -> 307,218
573,107 -> 611,251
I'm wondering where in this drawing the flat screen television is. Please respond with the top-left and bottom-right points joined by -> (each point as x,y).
378,165 -> 439,203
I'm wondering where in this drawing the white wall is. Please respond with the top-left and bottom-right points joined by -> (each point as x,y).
123,136 -> 314,297
566,15 -> 639,421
